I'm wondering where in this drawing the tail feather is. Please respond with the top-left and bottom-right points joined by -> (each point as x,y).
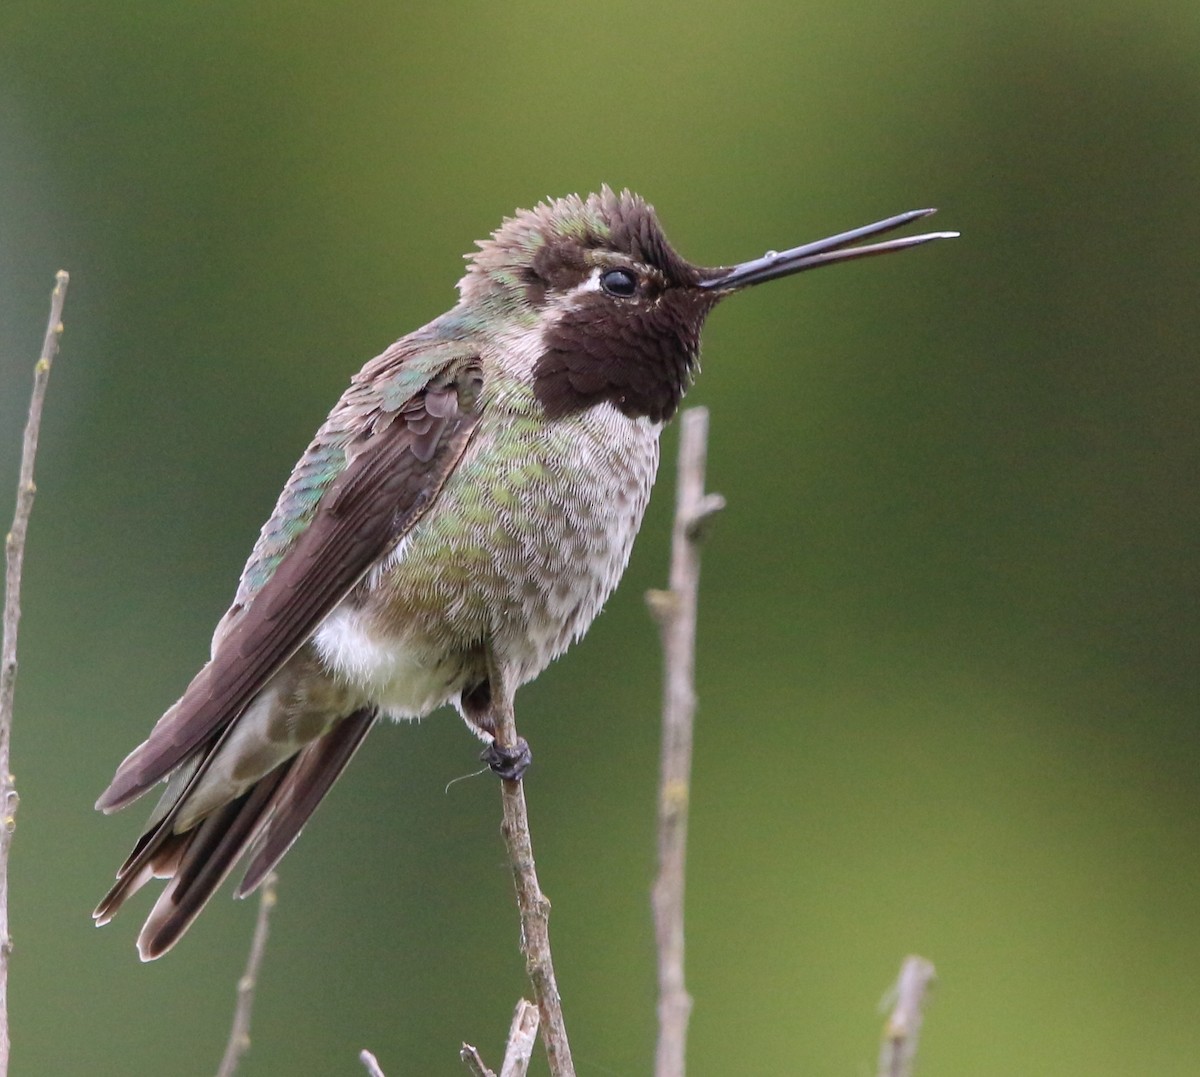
238,708 -> 376,897
94,818 -> 197,929
96,707 -> 377,959
136,763 -> 295,960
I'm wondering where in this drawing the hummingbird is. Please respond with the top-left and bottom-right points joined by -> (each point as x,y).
95,187 -> 956,959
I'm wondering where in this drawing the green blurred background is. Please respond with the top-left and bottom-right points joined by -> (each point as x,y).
2,2 -> 1198,1074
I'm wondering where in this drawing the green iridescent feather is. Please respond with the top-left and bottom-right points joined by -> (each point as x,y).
234,330 -> 479,605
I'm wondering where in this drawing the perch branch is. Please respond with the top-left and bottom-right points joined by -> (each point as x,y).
215,872 -> 279,1077
646,407 -> 723,1077
877,954 -> 936,1077
1,270 -> 69,1076
487,665 -> 575,1077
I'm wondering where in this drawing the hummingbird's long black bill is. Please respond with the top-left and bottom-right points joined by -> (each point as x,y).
699,208 -> 958,291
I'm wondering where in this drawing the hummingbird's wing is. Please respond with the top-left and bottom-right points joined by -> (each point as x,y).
94,336 -> 485,956
97,336 -> 484,814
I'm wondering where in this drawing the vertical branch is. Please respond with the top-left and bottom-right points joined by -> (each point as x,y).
877,955 -> 936,1077
1,270 -> 70,1076
645,407 -> 724,1077
215,873 -> 279,1077
488,679 -> 576,1077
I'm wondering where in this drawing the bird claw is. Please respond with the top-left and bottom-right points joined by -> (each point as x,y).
481,737 -> 532,781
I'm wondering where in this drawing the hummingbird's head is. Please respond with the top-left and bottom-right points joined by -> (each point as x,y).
461,187 -> 956,423
462,187 -> 712,423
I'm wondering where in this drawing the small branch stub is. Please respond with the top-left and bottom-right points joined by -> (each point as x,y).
460,1043 -> 496,1077
359,1048 -> 387,1077
648,407 -> 722,1077
497,998 -> 539,1077
684,493 -> 726,542
1,270 -> 70,1077
877,954 -> 936,1077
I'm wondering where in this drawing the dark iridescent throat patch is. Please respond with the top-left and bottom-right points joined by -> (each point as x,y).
533,289 -> 711,423
486,189 -> 715,421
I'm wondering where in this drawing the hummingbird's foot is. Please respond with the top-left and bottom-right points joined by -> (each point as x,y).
481,737 -> 532,782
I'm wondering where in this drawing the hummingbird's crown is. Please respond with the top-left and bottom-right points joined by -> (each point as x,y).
462,185 -> 697,303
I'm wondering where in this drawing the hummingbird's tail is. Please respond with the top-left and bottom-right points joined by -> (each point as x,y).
94,707 -> 376,960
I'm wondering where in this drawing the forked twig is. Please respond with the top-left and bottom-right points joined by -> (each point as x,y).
215,873 -> 279,1077
646,407 -> 723,1077
461,997 -> 539,1077
1,271 -> 70,1076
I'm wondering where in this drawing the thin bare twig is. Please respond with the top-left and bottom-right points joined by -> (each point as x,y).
460,1043 -> 496,1077
1,270 -> 69,1076
487,674 -> 575,1077
877,955 -> 936,1077
215,873 -> 279,1077
359,1048 -> 387,1077
646,407 -> 723,1077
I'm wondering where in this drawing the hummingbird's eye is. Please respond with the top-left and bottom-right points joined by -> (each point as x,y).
599,268 -> 638,298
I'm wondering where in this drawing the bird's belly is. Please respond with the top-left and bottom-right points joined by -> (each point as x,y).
313,403 -> 661,715
312,606 -> 468,718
